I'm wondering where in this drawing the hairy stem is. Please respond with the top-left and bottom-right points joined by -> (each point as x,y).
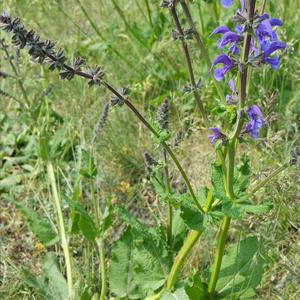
47,162 -> 74,299
179,0 -> 225,103
208,216 -> 231,296
166,230 -> 202,290
165,189 -> 213,290
170,6 -> 207,121
89,179 -> 106,300
163,149 -> 173,245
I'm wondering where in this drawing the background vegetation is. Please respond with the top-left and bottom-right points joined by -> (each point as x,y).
0,0 -> 299,299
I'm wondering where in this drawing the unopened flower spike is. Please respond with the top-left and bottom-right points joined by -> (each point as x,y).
156,98 -> 170,131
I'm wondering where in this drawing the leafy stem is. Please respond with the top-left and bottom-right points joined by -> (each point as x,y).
208,1 -> 257,296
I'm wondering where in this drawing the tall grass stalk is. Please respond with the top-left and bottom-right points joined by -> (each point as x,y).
47,162 -> 74,299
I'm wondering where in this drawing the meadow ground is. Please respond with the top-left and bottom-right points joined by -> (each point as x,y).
0,1 -> 299,299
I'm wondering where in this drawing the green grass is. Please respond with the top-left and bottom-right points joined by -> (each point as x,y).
0,0 -> 300,299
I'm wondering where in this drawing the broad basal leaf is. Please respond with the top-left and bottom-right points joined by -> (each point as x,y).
109,228 -> 140,299
214,236 -> 266,299
22,253 -> 68,300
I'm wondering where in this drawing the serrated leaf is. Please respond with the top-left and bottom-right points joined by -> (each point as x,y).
100,199 -> 113,234
222,201 -> 271,219
115,208 -> 171,297
214,236 -> 266,299
161,288 -> 190,300
180,202 -> 204,231
185,272 -> 207,300
21,253 -> 68,300
171,210 -> 187,251
211,164 -> 227,200
80,149 -> 97,179
64,196 -> 97,241
109,228 -> 140,299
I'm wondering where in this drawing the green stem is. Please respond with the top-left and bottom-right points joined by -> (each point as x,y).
170,6 -> 208,122
165,189 -> 213,290
89,176 -> 106,300
98,239 -> 106,300
208,2 -> 257,296
47,162 -> 74,299
250,163 -> 288,195
208,216 -> 231,296
144,0 -> 153,28
179,0 -> 225,103
163,150 -> 173,245
166,230 -> 202,290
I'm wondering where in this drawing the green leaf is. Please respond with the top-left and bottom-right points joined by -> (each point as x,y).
161,288 -> 190,300
80,149 -> 97,179
115,208 -> 172,297
214,236 -> 266,299
171,210 -> 188,251
185,272 -> 207,300
211,164 -> 227,200
0,175 -> 21,191
5,196 -> 58,246
180,202 -> 204,231
222,201 -> 271,219
22,253 -> 68,300
100,198 -> 113,235
109,228 -> 140,299
64,195 -> 97,241
39,133 -> 50,162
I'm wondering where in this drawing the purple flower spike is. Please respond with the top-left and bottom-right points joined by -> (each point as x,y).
221,0 -> 233,8
255,17 -> 283,49
244,105 -> 264,139
212,54 -> 234,81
